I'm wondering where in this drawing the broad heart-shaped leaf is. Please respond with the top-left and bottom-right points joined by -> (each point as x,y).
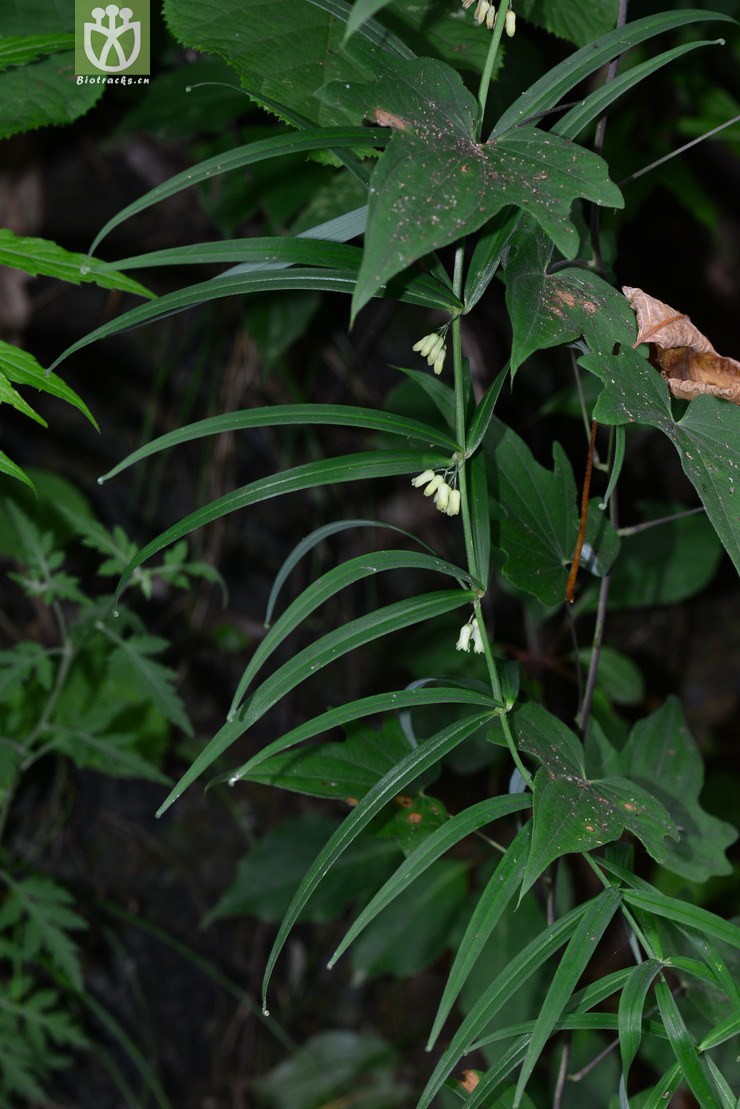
502,221 -> 740,574
319,57 -> 622,317
484,416 -> 619,605
619,698 -> 737,881
502,703 -> 677,894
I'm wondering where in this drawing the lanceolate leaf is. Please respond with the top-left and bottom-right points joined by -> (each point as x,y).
320,57 -> 622,317
428,822 -> 532,1049
515,888 -> 622,1104
230,548 -> 470,711
99,405 -> 458,482
329,796 -> 530,970
227,685 -> 498,782
87,128 -> 387,256
654,980 -> 722,1109
417,903 -> 589,1109
0,342 -> 96,428
50,265 -> 459,372
110,450 -> 452,602
490,11 -> 737,138
261,711 -> 494,1006
618,959 -> 664,1089
156,590 -> 476,815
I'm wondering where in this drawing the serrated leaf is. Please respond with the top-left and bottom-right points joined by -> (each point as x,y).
0,52 -> 103,141
0,32 -> 74,72
506,703 -> 676,893
104,629 -> 193,737
47,724 -> 169,783
320,58 -> 621,316
0,230 -> 151,298
619,697 -> 737,882
0,876 -> 86,991
0,342 -> 97,427
0,642 -> 53,700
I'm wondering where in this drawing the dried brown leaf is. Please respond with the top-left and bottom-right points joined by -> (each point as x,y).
622,286 -> 740,406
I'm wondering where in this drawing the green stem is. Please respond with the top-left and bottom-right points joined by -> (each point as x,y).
476,2 -> 509,134
451,247 -> 532,788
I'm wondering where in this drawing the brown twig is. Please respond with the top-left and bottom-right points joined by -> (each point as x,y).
566,419 -> 598,604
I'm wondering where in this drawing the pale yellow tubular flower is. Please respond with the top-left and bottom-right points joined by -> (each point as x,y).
505,8 -> 516,36
446,488 -> 461,516
432,346 -> 446,375
485,4 -> 496,30
412,333 -> 436,358
423,473 -> 445,498
456,622 -> 473,652
411,469 -> 436,488
471,617 -> 485,654
434,481 -> 451,512
473,0 -> 491,25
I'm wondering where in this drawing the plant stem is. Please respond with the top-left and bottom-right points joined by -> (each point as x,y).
476,3 -> 509,135
451,247 -> 532,787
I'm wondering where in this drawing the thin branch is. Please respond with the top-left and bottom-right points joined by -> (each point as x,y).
552,1036 -> 572,1109
620,113 -> 740,186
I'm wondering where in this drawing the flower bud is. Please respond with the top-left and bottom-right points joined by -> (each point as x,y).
411,469 -> 436,488
505,8 -> 516,36
474,0 -> 491,25
485,4 -> 496,29
412,333 -> 436,358
471,617 -> 485,654
432,347 -> 446,375
456,622 -> 473,652
423,473 -> 445,498
446,489 -> 461,516
434,481 -> 451,512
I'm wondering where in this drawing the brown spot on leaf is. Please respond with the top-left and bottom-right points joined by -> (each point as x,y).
395,795 -> 413,808
345,797 -> 359,807
373,108 -> 410,131
407,812 -> 423,824
460,1070 -> 480,1093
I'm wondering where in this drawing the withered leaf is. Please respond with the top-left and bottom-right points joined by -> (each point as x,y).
623,286 -> 740,405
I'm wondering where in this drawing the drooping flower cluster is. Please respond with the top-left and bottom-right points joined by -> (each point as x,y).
412,331 -> 447,376
411,469 -> 461,516
456,616 -> 484,654
460,0 -> 516,35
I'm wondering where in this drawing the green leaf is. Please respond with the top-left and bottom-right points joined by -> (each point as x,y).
329,795 -> 529,970
46,718 -> 169,784
428,822 -> 532,1049
0,342 -> 97,428
417,903 -> 589,1109
243,714 -> 414,800
464,209 -> 521,313
394,366 -> 456,431
253,1029 -> 407,1109
99,405 -> 458,483
93,234 -> 368,273
232,548 -> 469,713
101,627 -> 193,737
163,0 -> 412,130
204,812 -> 399,925
516,0 -> 620,47
157,590 -> 476,815
0,52 -> 103,140
228,685 -> 498,783
87,127 -> 387,256
490,11 -> 737,138
321,57 -> 621,316
577,646 -> 644,706
618,959 -> 663,1088
0,450 -> 35,490
263,517 -> 437,628
484,417 -> 579,605
654,980 -> 722,1109
0,230 -> 151,298
515,888 -> 622,1104
0,875 -> 86,991
261,711 -> 493,1005
51,264 -> 459,372
0,642 -> 53,701
506,703 -> 676,892
622,889 -> 740,951
110,450 -> 453,603
699,1011 -> 740,1052
0,32 -> 74,72
468,451 -> 491,587
350,860 -> 468,979
619,698 -> 737,882
466,363 -> 509,456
